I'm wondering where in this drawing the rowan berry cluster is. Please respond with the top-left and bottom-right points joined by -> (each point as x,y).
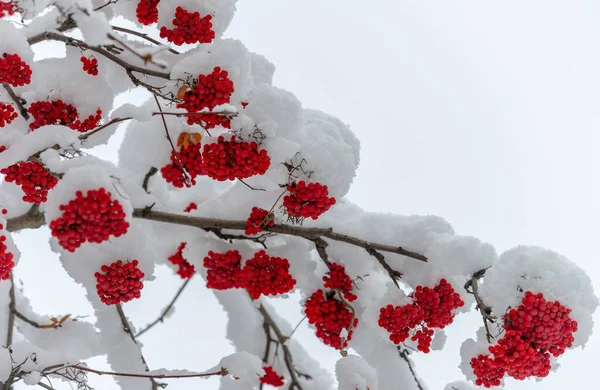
159,7 -> 215,46
0,1 -> 18,17
283,181 -> 336,221
176,67 -> 234,129
184,202 -> 197,213
323,263 -> 357,302
203,250 -> 242,290
160,142 -> 205,188
470,291 -> 578,387
1,161 -> 58,204
238,250 -> 296,299
49,188 -> 129,252
378,279 -> 464,353
168,242 -> 195,279
260,366 -> 284,387
136,0 -> 159,25
0,102 -> 17,127
28,100 -> 102,132
0,53 -> 32,87
244,207 -> 274,235
80,56 -> 98,76
304,289 -> 357,350
95,259 -> 145,305
0,210 -> 15,281
202,135 -> 271,181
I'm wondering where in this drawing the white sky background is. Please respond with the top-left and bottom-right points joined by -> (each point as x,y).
11,1 -> 600,389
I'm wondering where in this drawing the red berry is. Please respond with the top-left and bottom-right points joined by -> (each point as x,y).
95,259 -> 144,305
244,207 -> 274,235
203,250 -> 242,290
80,56 -> 99,76
183,202 -> 197,213
49,188 -> 129,252
0,53 -> 31,86
304,289 -> 358,350
160,142 -> 205,188
0,1 -> 18,17
0,224 -> 14,281
238,250 -> 296,299
323,263 -> 357,302
1,161 -> 58,204
168,242 -> 195,279
283,181 -> 336,221
260,366 -> 284,387
27,100 -> 102,132
159,6 -> 215,46
136,0 -> 159,25
201,135 -> 271,182
0,102 -> 17,127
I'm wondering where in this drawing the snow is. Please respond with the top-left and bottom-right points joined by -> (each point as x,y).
335,355 -> 378,390
73,10 -> 113,46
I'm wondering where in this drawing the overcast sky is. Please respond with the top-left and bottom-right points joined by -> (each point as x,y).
13,1 -> 600,389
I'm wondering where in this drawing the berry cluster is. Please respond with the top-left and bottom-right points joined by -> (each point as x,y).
238,250 -> 296,299
0,53 -> 32,87
283,181 -> 336,221
136,0 -> 159,25
168,242 -> 195,279
80,56 -> 98,76
1,161 -> 58,204
95,260 -> 144,305
323,263 -> 357,302
244,207 -> 274,235
470,291 -> 578,387
184,202 -> 197,213
260,366 -> 284,387
203,250 -> 242,290
304,289 -> 358,350
28,100 -> 102,132
160,142 -> 205,188
0,1 -> 18,17
202,135 -> 271,181
0,209 -> 15,281
176,67 -> 234,129
378,279 -> 464,353
0,145 -> 5,153
0,102 -> 17,127
49,188 -> 129,252
159,6 -> 215,46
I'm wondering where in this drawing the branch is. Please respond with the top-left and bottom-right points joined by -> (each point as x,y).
397,346 -> 424,390
44,364 -> 227,380
6,275 -> 15,347
111,26 -> 180,55
204,228 -> 270,249
135,277 -> 192,338
107,33 -> 167,69
79,117 -> 133,141
26,16 -> 77,45
5,205 -> 43,232
364,247 -> 402,288
2,83 -> 29,120
258,305 -> 304,390
142,167 -> 158,193
464,268 -> 496,343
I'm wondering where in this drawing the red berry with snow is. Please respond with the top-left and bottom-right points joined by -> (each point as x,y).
80,56 -> 98,76
0,53 -> 32,87
168,242 -> 195,279
238,250 -> 296,299
244,207 -> 274,235
95,259 -> 144,305
136,0 -> 159,25
323,263 -> 357,302
161,142 -> 205,188
470,354 -> 505,388
203,250 -> 242,290
0,216 -> 15,281
413,278 -> 464,328
159,7 -> 215,46
260,366 -> 284,387
378,303 -> 426,344
202,135 -> 271,181
0,1 -> 18,17
28,100 -> 102,132
49,188 -> 129,252
283,181 -> 336,220
304,289 -> 358,350
1,161 -> 58,204
0,102 -> 17,127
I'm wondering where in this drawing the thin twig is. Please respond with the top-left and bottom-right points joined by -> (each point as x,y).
44,364 -> 227,380
107,33 -> 167,69
142,167 -> 158,194
464,268 -> 496,343
310,237 -> 332,267
79,117 -> 133,141
135,277 -> 192,338
6,275 -> 15,346
112,26 -> 180,55
397,346 -> 424,390
2,82 -> 29,120
364,246 -> 402,288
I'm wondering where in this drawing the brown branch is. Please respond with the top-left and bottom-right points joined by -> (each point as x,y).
79,117 -> 133,141
26,16 -> 77,45
135,277 -> 192,338
5,205 -> 43,232
365,247 -> 402,288
6,275 -> 15,347
464,268 -> 496,343
13,310 -> 73,329
258,305 -> 304,390
107,33 -> 167,69
2,82 -> 29,120
310,237 -> 332,267
397,346 -> 424,390
204,228 -> 270,249
44,364 -> 227,380
111,26 -> 180,55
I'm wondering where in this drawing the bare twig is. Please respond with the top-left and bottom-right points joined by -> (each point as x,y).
2,83 -> 29,120
44,364 -> 227,380
79,117 -> 133,141
6,275 -> 15,347
107,33 -> 167,69
142,167 -> 158,193
135,277 -> 192,338
464,268 -> 495,343
310,237 -> 332,267
397,346 -> 424,390
364,246 -> 402,288
112,26 -> 180,55
204,228 -> 270,249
